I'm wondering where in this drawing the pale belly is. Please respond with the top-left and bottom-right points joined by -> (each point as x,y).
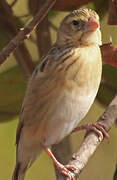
44,88 -> 98,146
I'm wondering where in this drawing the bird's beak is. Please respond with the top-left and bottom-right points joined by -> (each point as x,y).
84,17 -> 99,32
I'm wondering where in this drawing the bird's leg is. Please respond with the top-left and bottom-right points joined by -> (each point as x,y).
72,122 -> 109,141
42,144 -> 77,180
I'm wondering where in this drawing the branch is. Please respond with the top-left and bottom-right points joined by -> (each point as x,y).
0,0 -> 35,78
58,95 -> 117,180
1,1 -> 117,69
28,0 -> 52,57
0,0 -> 56,65
100,43 -> 117,68
36,16 -> 51,57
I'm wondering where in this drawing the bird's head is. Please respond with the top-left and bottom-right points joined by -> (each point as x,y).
57,8 -> 102,46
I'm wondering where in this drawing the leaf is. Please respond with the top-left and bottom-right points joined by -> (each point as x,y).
0,66 -> 26,122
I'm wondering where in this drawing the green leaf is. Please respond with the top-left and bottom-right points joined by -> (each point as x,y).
0,66 -> 26,122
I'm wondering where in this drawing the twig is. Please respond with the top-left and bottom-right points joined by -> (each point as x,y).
0,0 -> 56,65
0,0 -> 35,77
1,1 -> 117,69
28,0 -> 52,58
36,16 -> 52,57
58,95 -> 117,180
6,32 -> 34,78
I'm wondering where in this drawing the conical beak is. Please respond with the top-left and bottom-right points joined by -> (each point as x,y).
85,17 -> 99,31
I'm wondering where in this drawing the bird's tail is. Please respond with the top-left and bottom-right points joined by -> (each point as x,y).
12,158 -> 35,180
12,162 -> 24,180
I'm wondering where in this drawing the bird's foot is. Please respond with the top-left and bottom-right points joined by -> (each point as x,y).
57,164 -> 76,180
72,122 -> 109,142
42,145 -> 76,180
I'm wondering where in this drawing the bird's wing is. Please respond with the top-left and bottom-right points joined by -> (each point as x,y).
16,45 -> 76,145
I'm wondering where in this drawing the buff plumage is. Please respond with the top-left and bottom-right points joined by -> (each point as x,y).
12,8 -> 102,180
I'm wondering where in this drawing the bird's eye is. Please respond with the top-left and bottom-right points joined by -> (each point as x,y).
72,20 -> 80,26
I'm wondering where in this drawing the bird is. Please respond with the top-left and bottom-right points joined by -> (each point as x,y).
12,8 -> 106,180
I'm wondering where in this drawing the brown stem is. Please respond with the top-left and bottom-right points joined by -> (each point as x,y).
58,95 -> 117,180
0,0 -> 56,65
0,0 -> 34,78
6,31 -> 34,78
1,1 -> 117,69
28,0 -> 52,58
36,16 -> 51,57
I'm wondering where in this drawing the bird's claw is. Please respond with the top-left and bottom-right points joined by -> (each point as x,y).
73,122 -> 109,142
90,122 -> 109,142
65,164 -> 78,173
59,164 -> 76,180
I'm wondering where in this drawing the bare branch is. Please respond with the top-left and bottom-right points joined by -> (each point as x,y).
58,95 -> 117,180
1,0 -> 117,70
0,0 -> 35,78
0,0 -> 56,65
36,16 -> 52,57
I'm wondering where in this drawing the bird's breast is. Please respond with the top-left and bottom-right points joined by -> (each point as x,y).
43,45 -> 102,146
43,87 -> 98,146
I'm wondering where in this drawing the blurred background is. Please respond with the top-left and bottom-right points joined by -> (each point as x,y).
0,0 -> 117,179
